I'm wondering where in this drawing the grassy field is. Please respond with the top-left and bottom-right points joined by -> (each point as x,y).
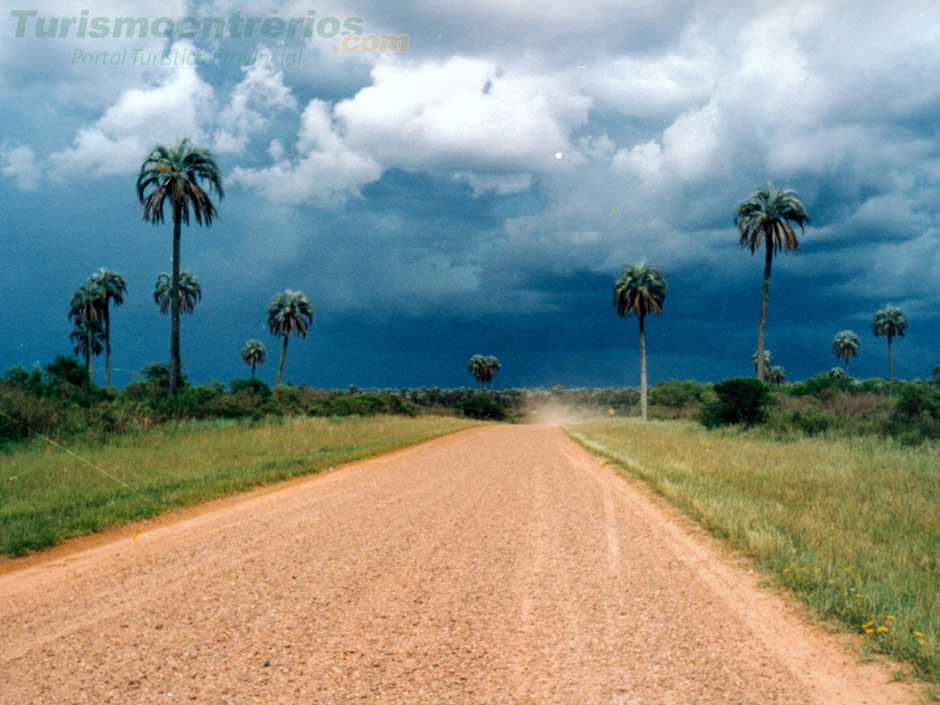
567,418 -> 940,685
0,415 -> 477,556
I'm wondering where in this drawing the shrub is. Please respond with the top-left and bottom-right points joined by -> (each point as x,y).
701,378 -> 773,428
229,377 -> 272,398
455,394 -> 509,421
887,384 -> 940,441
787,405 -> 835,435
650,380 -> 710,409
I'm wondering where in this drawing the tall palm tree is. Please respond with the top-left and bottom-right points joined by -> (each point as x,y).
735,183 -> 810,381
154,271 -> 202,314
613,262 -> 667,423
267,290 -> 314,386
68,280 -> 104,381
137,137 -> 223,396
90,268 -> 127,387
70,319 -> 104,373
751,350 -> 774,375
870,305 -> 907,392
241,339 -> 267,377
832,330 -> 860,374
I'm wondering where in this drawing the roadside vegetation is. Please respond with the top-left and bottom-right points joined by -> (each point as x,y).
0,414 -> 477,556
567,418 -> 940,684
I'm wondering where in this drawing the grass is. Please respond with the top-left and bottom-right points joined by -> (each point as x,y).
567,418 -> 940,683
0,415 -> 478,556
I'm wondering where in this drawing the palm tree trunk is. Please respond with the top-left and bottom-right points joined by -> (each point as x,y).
251,361 -> 256,377
276,335 -> 288,387
103,303 -> 111,387
169,205 -> 182,396
86,325 -> 93,382
639,313 -> 647,423
756,238 -> 773,382
887,335 -> 894,393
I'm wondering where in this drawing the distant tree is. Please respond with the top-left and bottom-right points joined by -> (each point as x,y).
933,364 -> 940,387
466,355 -> 487,389
241,339 -> 267,377
768,365 -> 787,386
154,271 -> 201,314
68,280 -> 104,381
483,355 -> 501,389
829,366 -> 847,381
70,319 -> 104,371
751,350 -> 774,375
871,305 -> 907,393
466,355 -> 500,390
832,330 -> 860,373
90,268 -> 127,387
267,290 -> 314,387
735,183 -> 810,381
137,137 -> 223,395
613,262 -> 668,422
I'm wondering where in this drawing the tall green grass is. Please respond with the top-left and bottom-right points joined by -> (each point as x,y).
567,419 -> 940,683
0,415 -> 477,556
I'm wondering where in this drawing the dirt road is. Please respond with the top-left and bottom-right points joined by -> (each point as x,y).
0,426 -> 916,704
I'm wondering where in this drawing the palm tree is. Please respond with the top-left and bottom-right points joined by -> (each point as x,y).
483,355 -> 501,389
466,355 -> 487,389
871,305 -> 908,392
68,280 -> 104,381
70,319 -> 104,372
768,365 -> 787,386
267,290 -> 314,386
241,339 -> 267,377
154,271 -> 202,314
613,262 -> 667,422
90,269 -> 127,387
466,355 -> 500,390
735,183 -> 810,381
751,350 -> 774,375
137,138 -> 223,396
832,330 -> 860,374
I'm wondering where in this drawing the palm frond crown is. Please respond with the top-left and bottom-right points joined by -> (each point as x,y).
241,340 -> 267,366
137,138 -> 224,226
613,263 -> 667,318
91,268 -> 127,306
68,280 -> 104,324
871,305 -> 908,339
267,290 -> 314,339
832,330 -> 860,361
734,182 -> 810,254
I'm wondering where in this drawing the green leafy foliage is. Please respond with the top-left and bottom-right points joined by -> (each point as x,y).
455,394 -> 509,421
887,384 -> 940,443
701,378 -> 774,428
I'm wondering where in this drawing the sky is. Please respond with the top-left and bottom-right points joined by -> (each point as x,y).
1,0 -> 938,389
